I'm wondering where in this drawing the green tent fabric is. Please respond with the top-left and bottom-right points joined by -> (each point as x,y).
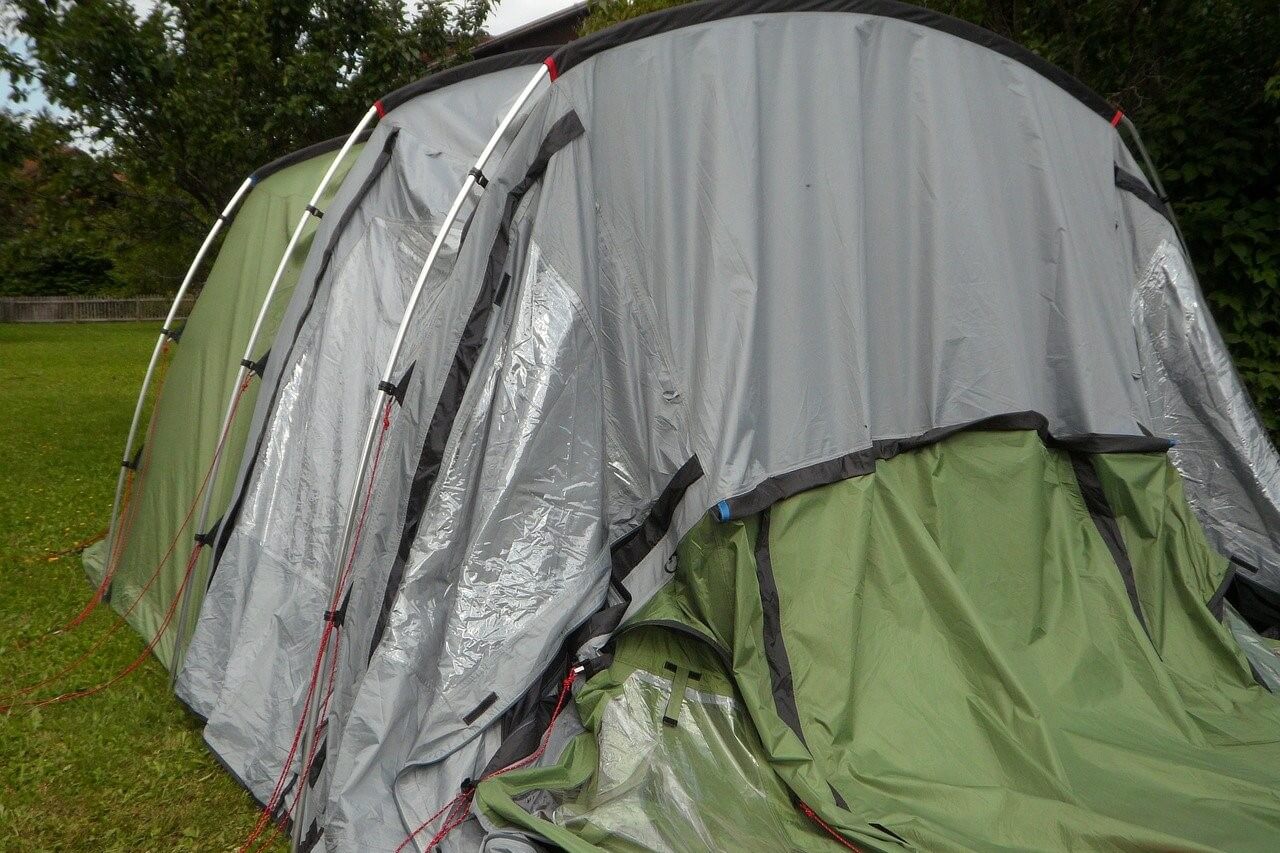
479,430 -> 1280,851
82,142 -> 363,669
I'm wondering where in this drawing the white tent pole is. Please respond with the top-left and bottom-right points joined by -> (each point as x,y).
102,175 -> 256,590
290,65 -> 549,849
169,105 -> 380,684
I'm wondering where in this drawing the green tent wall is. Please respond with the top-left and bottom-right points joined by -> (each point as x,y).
83,139 -> 365,668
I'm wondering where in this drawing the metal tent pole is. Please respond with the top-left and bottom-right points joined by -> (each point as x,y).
102,176 -> 256,590
1119,114 -> 1192,256
169,105 -> 381,683
289,65 -> 549,849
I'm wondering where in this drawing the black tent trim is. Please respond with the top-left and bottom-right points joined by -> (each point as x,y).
1068,451 -> 1156,645
716,411 -> 1172,521
377,46 -> 556,114
550,0 -> 1119,124
1115,164 -> 1172,223
366,111 -> 586,662
212,129 -> 403,567
753,508 -> 808,745
251,129 -> 375,184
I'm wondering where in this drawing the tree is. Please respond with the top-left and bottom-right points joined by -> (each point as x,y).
0,112 -> 123,296
1,1 -> 493,295
3,1 -> 492,218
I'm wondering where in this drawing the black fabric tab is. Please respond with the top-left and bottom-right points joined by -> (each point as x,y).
754,509 -> 807,744
551,0 -> 1118,124
240,354 -> 267,377
368,112 -> 585,661
376,361 -> 416,406
161,325 -> 183,342
493,272 -> 513,307
870,822 -> 911,846
468,166 -> 489,188
270,773 -> 298,825
463,692 -> 499,726
194,521 -> 220,548
1208,563 -> 1238,621
306,740 -> 327,786
1069,452 -> 1155,646
305,204 -> 324,219
830,783 -> 849,810
323,585 -> 353,629
122,444 -> 145,471
210,129 -> 401,573
722,411 -> 1171,519
300,820 -> 323,853
611,455 -> 704,585
1115,164 -> 1172,223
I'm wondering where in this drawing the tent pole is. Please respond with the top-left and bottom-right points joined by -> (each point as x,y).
103,176 -> 256,595
169,105 -> 380,686
289,65 -> 549,850
1118,114 -> 1192,256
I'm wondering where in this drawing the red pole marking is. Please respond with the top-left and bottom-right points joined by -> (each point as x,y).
799,802 -> 864,852
544,56 -> 560,81
1,375 -> 252,704
239,398 -> 397,853
394,666 -> 580,853
375,100 -> 387,119
1110,109 -> 1124,127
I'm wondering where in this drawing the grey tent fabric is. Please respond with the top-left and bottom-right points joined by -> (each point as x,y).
289,9 -> 1276,852
174,55 -> 549,811
1116,176 -> 1280,587
170,4 -> 1280,851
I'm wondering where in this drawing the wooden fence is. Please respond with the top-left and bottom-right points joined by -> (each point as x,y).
0,293 -> 199,324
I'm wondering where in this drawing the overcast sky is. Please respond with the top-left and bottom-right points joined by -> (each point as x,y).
2,0 -> 579,115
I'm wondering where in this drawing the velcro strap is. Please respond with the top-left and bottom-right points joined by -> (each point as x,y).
468,167 -> 489,188
305,204 -> 323,218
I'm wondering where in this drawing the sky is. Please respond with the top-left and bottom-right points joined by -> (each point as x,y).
1,0 -> 579,116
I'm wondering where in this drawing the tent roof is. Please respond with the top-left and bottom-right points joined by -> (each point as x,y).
249,129 -> 373,184
550,0 -> 1119,123
377,45 -> 554,115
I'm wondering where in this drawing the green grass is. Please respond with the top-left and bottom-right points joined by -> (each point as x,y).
0,323 -> 283,852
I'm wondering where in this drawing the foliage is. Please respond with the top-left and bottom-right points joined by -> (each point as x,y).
0,323 -> 286,851
0,0 -> 492,294
580,0 -> 1280,434
0,113 -> 123,296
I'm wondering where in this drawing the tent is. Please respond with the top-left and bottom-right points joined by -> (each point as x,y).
96,1 -> 1280,850
83,134 -> 366,669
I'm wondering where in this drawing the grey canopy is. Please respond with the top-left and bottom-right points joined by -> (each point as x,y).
177,3 -> 1279,851
175,48 -> 551,810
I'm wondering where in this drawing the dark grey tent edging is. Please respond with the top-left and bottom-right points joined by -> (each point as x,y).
251,129 -> 376,184
377,46 -> 555,114
549,0 -> 1121,125
715,411 -> 1172,521
212,130 -> 403,567
367,111 -> 588,661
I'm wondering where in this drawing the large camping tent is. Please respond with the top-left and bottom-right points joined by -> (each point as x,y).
89,1 -> 1280,850
82,135 -> 365,668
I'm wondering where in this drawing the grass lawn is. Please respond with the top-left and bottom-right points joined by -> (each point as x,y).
0,323 -> 283,852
